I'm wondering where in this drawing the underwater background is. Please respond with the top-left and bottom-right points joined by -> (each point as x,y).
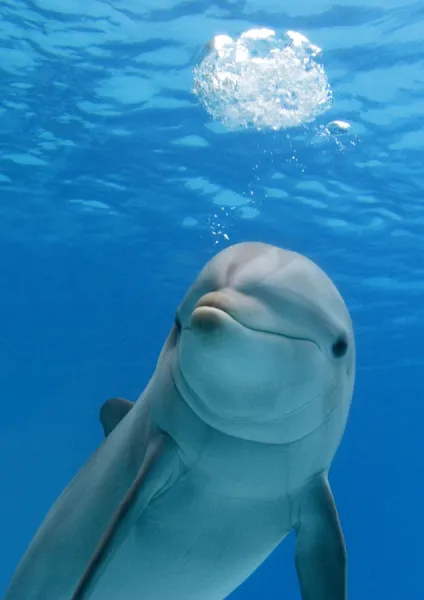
0,0 -> 422,598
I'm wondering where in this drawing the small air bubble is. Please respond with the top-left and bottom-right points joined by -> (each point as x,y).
325,120 -> 350,136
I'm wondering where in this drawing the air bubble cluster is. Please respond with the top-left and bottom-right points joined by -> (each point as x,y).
193,28 -> 333,131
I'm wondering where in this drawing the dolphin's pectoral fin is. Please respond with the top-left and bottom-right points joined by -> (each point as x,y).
294,472 -> 346,600
71,433 -> 180,600
100,398 -> 135,437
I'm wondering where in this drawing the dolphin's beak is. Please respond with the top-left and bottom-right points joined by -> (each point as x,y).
191,291 -> 237,333
191,305 -> 226,333
195,291 -> 231,313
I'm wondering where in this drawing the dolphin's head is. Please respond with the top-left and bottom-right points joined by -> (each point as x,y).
170,242 -> 355,445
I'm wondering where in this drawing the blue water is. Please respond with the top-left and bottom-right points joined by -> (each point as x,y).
0,1 -> 422,598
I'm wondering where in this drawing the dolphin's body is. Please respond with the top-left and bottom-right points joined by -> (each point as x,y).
5,242 -> 355,600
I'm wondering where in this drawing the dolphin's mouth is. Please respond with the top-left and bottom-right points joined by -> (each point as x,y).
192,299 -> 320,349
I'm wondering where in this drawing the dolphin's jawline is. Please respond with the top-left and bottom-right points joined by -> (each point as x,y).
190,304 -> 320,348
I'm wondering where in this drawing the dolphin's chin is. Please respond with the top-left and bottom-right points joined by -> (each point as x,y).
171,360 -> 337,444
172,360 -> 263,424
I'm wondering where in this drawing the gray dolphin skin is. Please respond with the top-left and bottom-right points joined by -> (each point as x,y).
4,242 -> 355,600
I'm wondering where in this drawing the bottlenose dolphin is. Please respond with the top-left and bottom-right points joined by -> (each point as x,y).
5,242 -> 355,600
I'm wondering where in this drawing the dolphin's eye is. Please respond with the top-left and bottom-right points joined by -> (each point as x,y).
332,335 -> 348,358
174,314 -> 182,334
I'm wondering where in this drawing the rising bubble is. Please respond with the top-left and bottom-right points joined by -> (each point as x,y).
193,28 -> 333,131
